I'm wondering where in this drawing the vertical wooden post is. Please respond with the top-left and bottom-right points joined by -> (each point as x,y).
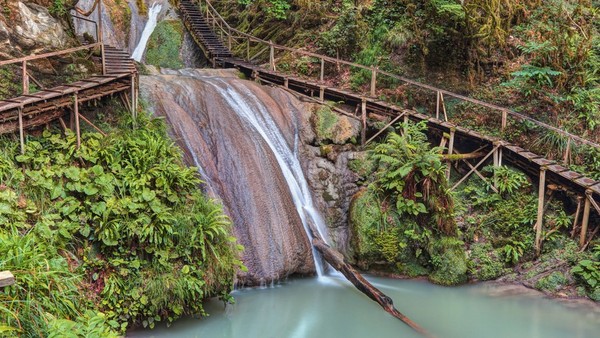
370,67 -> 377,97
571,196 -> 583,238
361,98 -> 367,146
269,41 -> 275,71
440,93 -> 448,121
284,77 -> 289,88
579,192 -> 592,248
320,58 -> 325,82
227,28 -> 232,50
98,0 -> 103,43
534,167 -> 547,256
74,94 -> 81,149
498,147 -> 503,166
246,38 -> 250,60
131,74 -> 137,129
22,61 -> 29,95
435,91 -> 440,120
101,44 -> 106,75
446,129 -> 455,180
501,110 -> 507,132
18,108 -> 25,155
403,115 -> 409,135
319,86 -> 325,102
563,137 -> 571,166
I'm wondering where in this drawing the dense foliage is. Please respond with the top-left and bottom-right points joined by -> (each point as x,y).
0,111 -> 243,335
350,122 -> 467,285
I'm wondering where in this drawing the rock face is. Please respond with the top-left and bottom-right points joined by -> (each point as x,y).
0,2 -> 71,57
296,106 -> 363,257
140,69 -> 316,285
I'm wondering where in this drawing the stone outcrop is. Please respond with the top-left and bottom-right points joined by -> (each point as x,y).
0,2 -> 71,58
140,68 -> 316,285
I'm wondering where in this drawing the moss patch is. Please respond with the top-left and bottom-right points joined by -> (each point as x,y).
145,20 -> 185,69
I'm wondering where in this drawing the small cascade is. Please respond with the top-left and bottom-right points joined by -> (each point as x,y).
131,3 -> 163,62
211,79 -> 330,276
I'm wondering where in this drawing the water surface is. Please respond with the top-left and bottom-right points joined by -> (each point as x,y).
129,275 -> 600,338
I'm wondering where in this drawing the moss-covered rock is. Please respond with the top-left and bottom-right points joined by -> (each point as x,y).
311,104 -> 359,144
467,242 -> 506,281
428,236 -> 468,285
145,20 -> 184,69
535,271 -> 569,293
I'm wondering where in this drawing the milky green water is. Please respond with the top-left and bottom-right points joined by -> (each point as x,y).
129,275 -> 600,338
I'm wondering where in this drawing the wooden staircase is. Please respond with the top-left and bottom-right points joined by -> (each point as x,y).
103,45 -> 137,75
179,0 -> 233,60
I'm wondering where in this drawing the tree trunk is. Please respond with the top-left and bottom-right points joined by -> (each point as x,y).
305,219 -> 432,337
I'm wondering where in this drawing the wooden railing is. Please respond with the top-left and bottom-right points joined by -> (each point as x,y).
196,0 -> 599,166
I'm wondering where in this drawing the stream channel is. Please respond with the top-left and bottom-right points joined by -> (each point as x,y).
129,274 -> 600,338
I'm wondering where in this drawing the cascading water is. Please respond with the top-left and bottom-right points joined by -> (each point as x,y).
131,3 -> 163,62
211,79 -> 330,276
141,69 -> 319,285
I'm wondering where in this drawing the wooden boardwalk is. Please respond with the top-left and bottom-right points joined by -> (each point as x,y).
180,0 -> 599,250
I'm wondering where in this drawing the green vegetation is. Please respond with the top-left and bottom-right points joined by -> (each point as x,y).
350,122 -> 466,285
571,245 -> 600,300
0,109 -> 243,335
146,20 -> 185,69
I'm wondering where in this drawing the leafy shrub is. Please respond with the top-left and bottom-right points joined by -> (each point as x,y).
468,243 -> 506,281
146,21 -> 185,69
428,236 -> 468,285
535,271 -> 568,292
571,245 -> 600,295
0,111 -> 244,333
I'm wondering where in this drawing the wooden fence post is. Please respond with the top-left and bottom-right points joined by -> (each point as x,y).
563,137 -> 571,165
446,129 -> 455,180
18,108 -> 25,155
269,40 -> 275,71
246,37 -> 250,60
74,94 -> 81,149
534,167 -> 547,256
361,98 -> 367,146
370,67 -> 377,97
579,192 -> 592,248
435,91 -> 440,120
320,58 -> 325,82
22,61 -> 29,94
501,110 -> 507,132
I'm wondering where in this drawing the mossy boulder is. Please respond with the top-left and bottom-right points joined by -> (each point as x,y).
145,20 -> 184,69
311,104 -> 360,145
428,236 -> 468,285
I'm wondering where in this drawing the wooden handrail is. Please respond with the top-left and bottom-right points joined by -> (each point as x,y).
0,43 -> 101,67
197,0 -> 599,150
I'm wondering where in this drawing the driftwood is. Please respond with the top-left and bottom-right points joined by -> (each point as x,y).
305,220 -> 432,337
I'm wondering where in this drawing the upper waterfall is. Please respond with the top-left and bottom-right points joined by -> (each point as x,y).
131,3 -> 163,61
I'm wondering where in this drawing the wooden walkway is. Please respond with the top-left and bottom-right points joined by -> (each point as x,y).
0,0 -> 137,151
180,0 -> 599,251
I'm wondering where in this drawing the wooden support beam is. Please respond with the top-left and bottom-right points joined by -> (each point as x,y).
98,0 -> 103,43
78,113 -> 107,136
361,98 -> 367,146
22,61 -> 29,95
370,67 -> 377,97
246,37 -> 250,60
501,110 -> 507,131
535,167 -> 547,256
0,271 -> 15,287
452,149 -> 499,193
450,146 -> 498,191
440,92 -> 448,122
269,41 -> 275,71
320,58 -> 325,82
365,113 -> 405,145
18,108 -> 25,155
284,77 -> 289,88
74,94 -> 81,149
579,194 -> 591,248
319,86 -> 325,102
436,91 -> 440,120
571,196 -> 583,239
446,129 -> 455,180
587,190 -> 600,216
563,137 -> 572,165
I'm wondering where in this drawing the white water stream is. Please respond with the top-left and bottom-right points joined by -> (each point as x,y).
131,3 -> 163,62
212,79 -> 330,276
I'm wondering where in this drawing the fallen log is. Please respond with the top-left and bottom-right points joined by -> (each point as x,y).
312,238 -> 432,337
304,218 -> 432,337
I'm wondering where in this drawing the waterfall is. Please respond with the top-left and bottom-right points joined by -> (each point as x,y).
131,3 -> 163,62
140,69 -> 328,284
211,79 -> 330,276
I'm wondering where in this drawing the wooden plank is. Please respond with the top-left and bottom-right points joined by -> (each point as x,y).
0,271 -> 15,287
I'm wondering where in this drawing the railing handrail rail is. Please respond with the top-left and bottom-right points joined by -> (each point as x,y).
198,0 -> 599,149
0,43 -> 102,67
